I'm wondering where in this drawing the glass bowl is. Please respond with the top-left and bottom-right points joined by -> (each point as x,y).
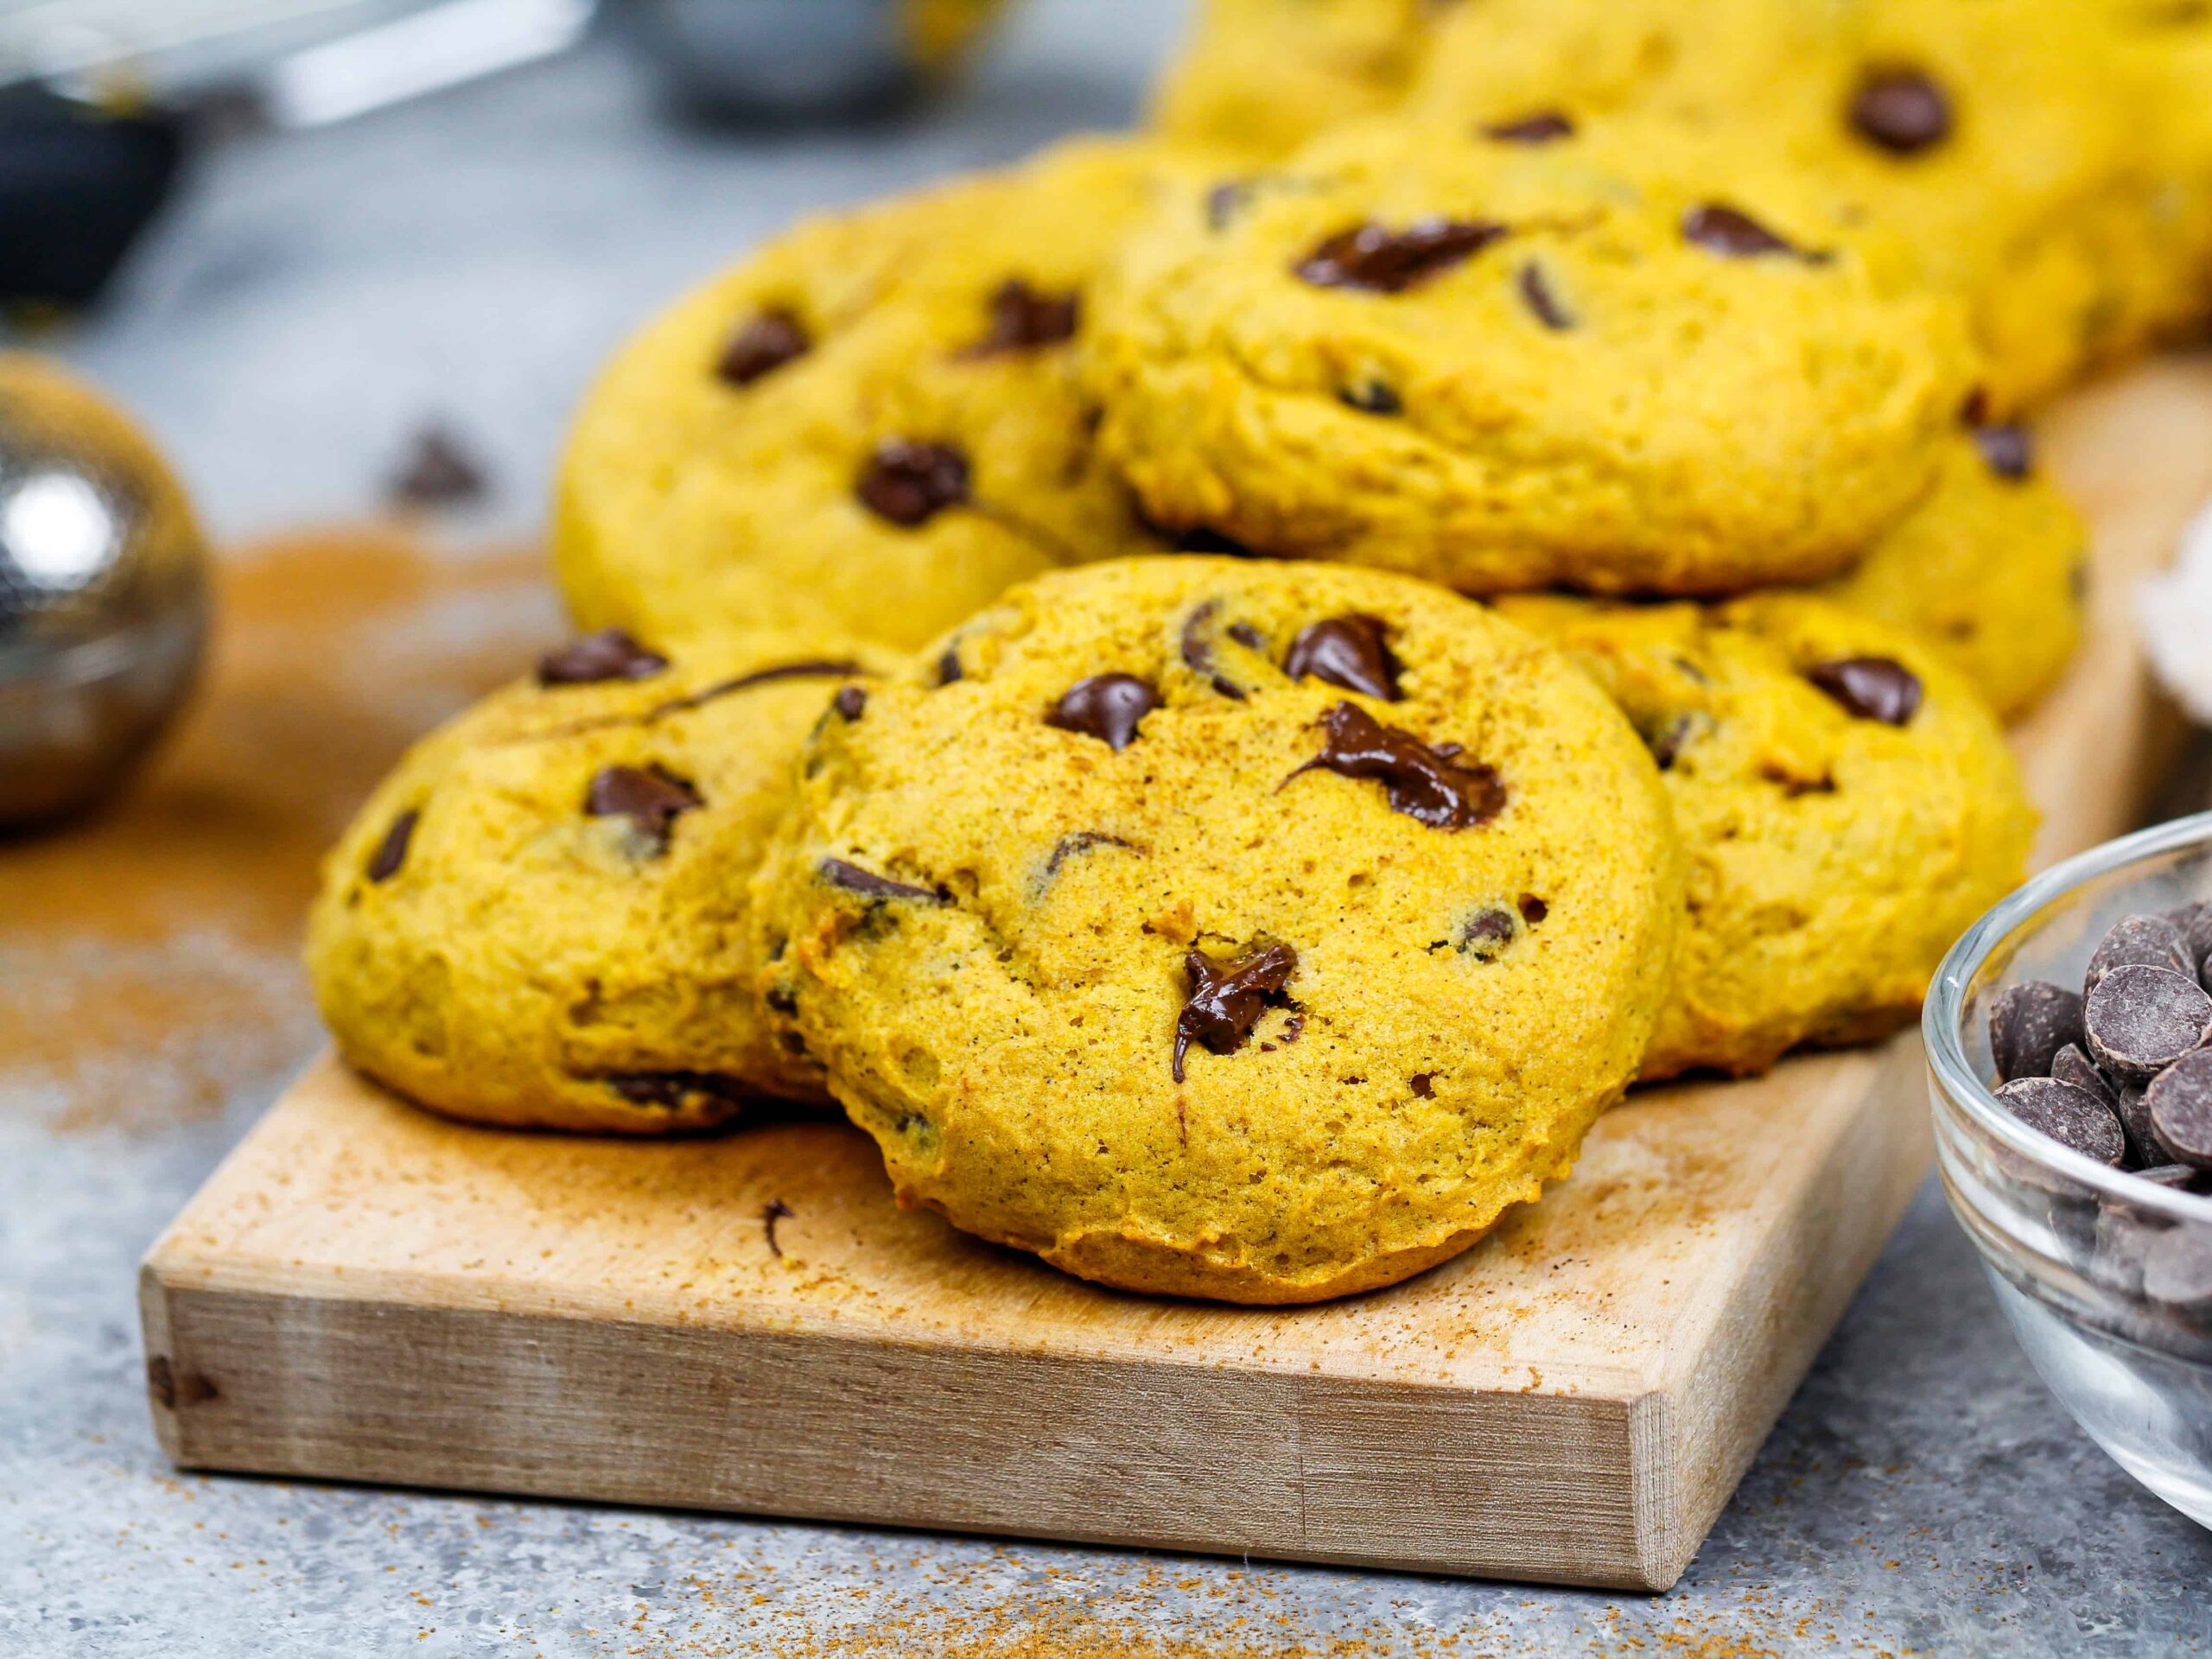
1928,810 -> 2212,1529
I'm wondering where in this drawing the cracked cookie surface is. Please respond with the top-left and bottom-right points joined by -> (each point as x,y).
555,137 -> 1189,655
750,556 -> 1681,1303
1498,592 -> 2035,1081
1084,115 -> 1974,597
308,629 -> 889,1132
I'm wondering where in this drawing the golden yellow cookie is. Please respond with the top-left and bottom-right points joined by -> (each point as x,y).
308,629 -> 888,1133
1497,592 -> 2036,1080
1812,423 -> 2086,721
1408,0 -> 2209,411
751,556 -> 1681,1303
555,137 -> 1185,656
1084,115 -> 1975,595
1149,0 -> 1436,161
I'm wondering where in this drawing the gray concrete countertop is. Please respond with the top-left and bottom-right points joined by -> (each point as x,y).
6,3 -> 2212,1652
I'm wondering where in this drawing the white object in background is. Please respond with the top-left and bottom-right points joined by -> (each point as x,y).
2138,496 -> 2212,723
260,0 -> 592,126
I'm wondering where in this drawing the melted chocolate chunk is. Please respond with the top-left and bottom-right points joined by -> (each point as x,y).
963,279 -> 1080,357
2085,964 -> 2212,1083
1285,702 -> 1504,830
1807,658 -> 1923,726
585,765 -> 702,851
1993,1077 -> 2126,1166
717,309 -> 810,386
1974,423 -> 2034,480
1516,263 -> 1572,330
1988,980 -> 2084,1083
537,629 -> 669,687
366,809 -> 418,883
1849,67 -> 1953,156
817,857 -> 949,905
2149,1048 -> 2212,1167
1458,907 -> 1516,958
856,440 -> 970,526
1046,673 -> 1160,751
762,1198 -> 792,1257
1338,378 -> 1402,415
604,1070 -> 750,1108
1044,830 -> 1139,877
1283,614 -> 1402,701
833,684 -> 868,721
1682,204 -> 1817,261
1294,219 -> 1507,294
1172,942 -> 1299,1083
1483,111 -> 1576,143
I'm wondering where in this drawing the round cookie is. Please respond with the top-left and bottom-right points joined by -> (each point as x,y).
1497,592 -> 2037,1081
308,629 -> 888,1133
555,137 -> 1184,656
1407,0 -> 2209,412
1084,114 -> 1975,597
1811,422 -> 2086,721
750,556 -> 1681,1304
1149,0 -> 1437,161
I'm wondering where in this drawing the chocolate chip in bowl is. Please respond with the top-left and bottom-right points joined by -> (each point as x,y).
1931,813 -> 2212,1529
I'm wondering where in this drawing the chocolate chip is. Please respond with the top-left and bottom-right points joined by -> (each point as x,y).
1206,179 -> 1254,232
817,856 -> 949,905
1682,204 -> 1815,260
1483,111 -> 1575,143
604,1070 -> 750,1108
1409,1072 -> 1437,1097
2087,913 -> 2196,995
717,308 -> 810,385
2148,1047 -> 2212,1166
1338,378 -> 1402,415
1284,702 -> 1504,830
1849,67 -> 1953,156
1172,942 -> 1298,1082
388,424 -> 487,508
762,1198 -> 792,1257
1988,981 -> 2085,1083
1973,423 -> 2034,480
936,646 -> 963,686
834,685 -> 868,721
2142,1227 -> 2212,1308
2085,964 -> 2212,1083
1806,658 -> 1923,726
2051,1042 -> 2118,1108
537,629 -> 670,687
1283,614 -> 1402,701
856,440 -> 969,526
1043,830 -> 1139,877
2173,901 -> 2212,988
1993,1077 -> 2127,1166
1516,263 -> 1573,330
962,279 -> 1079,357
1179,599 -> 1248,699
1645,711 -> 1709,769
366,809 -> 418,883
585,765 -> 702,852
1294,219 -> 1508,294
1046,673 -> 1160,751
1518,893 -> 1548,925
1458,907 -> 1517,958
2116,1080 -> 2167,1169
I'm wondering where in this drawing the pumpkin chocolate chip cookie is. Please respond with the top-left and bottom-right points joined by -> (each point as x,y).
308,629 -> 889,1133
750,556 -> 1681,1303
1498,592 -> 2036,1081
555,137 -> 1185,656
1812,419 -> 2086,721
1084,115 -> 1974,596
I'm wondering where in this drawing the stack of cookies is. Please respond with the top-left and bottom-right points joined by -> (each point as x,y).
308,0 -> 2209,1305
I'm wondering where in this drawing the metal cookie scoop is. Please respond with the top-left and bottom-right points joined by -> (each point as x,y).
0,354 -> 209,828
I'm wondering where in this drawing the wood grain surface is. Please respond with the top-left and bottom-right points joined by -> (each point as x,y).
138,359 -> 2212,1593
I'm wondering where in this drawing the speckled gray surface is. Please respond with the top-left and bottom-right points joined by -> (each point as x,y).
7,3 -> 2212,1652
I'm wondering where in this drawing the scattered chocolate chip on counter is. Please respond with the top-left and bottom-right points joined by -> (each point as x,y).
387,423 -> 489,508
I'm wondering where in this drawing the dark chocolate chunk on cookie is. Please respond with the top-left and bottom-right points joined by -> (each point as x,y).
1283,614 -> 1402,701
1295,219 -> 1506,294
1807,658 -> 1923,726
857,439 -> 970,526
538,629 -> 670,687
1046,674 -> 1160,751
1849,67 -> 1953,155
1173,942 -> 1299,1082
1285,702 -> 1504,830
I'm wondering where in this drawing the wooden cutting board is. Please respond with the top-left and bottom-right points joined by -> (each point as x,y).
139,360 -> 2212,1593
